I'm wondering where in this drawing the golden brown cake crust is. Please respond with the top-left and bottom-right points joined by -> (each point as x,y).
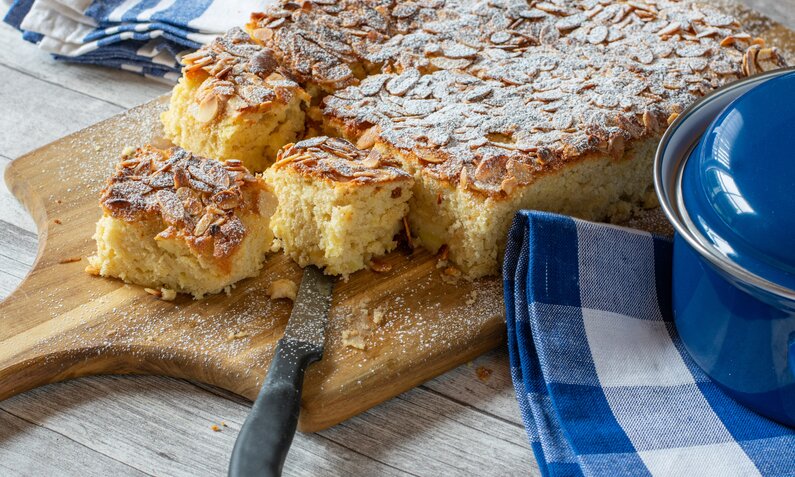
249,0 -> 787,197
179,27 -> 306,123
100,146 -> 264,260
271,136 -> 412,184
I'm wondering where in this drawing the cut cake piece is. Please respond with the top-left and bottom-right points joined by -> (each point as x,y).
247,0 -> 787,277
265,136 -> 413,277
88,145 -> 276,299
161,27 -> 310,172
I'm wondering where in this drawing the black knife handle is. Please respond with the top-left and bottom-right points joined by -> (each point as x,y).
228,338 -> 322,477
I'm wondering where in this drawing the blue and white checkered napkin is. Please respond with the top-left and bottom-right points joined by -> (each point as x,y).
504,210 -> 795,477
3,0 -> 272,81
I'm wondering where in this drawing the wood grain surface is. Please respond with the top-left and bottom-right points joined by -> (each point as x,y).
0,1 -> 792,475
0,94 -> 509,432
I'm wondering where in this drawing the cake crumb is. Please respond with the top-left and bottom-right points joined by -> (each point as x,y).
160,288 -> 177,301
227,331 -> 251,341
465,290 -> 478,306
268,279 -> 297,301
441,266 -> 462,284
476,366 -> 493,382
342,329 -> 366,350
121,146 -> 135,156
53,219 -> 62,225
210,424 -> 221,432
368,258 -> 392,273
371,306 -> 385,325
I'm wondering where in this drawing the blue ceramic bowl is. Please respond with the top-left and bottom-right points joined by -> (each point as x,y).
656,67 -> 795,427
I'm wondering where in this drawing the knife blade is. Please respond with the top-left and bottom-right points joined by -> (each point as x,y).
228,266 -> 334,477
282,265 -> 334,348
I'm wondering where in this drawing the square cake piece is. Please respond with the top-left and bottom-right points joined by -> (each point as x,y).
88,145 -> 276,298
161,27 -> 310,172
265,136 -> 413,277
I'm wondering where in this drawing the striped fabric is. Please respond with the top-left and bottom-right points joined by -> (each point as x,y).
3,0 -> 273,81
503,211 -> 795,477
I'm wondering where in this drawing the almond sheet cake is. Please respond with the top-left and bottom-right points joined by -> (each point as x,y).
122,0 -> 787,291
243,0 -> 786,277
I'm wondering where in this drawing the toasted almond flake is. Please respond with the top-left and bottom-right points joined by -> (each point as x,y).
667,112 -> 680,125
356,126 -> 380,149
588,25 -> 608,44
501,176 -> 519,195
403,217 -> 414,249
360,149 -> 381,168
144,287 -> 162,297
658,21 -> 681,37
58,257 -> 82,264
195,94 -> 219,123
642,110 -> 658,132
251,28 -> 274,43
193,213 -> 214,236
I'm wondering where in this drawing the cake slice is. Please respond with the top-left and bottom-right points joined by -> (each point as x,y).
88,145 -> 276,298
161,27 -> 310,172
265,136 -> 413,277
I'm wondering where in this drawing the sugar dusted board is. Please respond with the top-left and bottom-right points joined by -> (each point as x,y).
0,1 -> 792,433
0,97 -> 508,432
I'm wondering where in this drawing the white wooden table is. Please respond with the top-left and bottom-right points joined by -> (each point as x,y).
0,1 -> 791,475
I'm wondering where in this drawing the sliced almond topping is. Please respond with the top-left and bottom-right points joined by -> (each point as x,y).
251,28 -> 274,43
460,167 -> 468,189
194,212 -> 214,236
608,135 -> 625,159
667,112 -> 680,125
642,110 -> 658,132
356,126 -> 380,150
657,21 -> 681,37
500,176 -> 519,195
360,149 -> 381,168
195,94 -> 219,123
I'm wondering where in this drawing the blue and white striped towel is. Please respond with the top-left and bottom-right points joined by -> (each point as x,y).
504,210 -> 795,477
3,0 -> 273,81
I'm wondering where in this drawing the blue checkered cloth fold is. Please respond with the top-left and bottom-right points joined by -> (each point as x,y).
4,0 -> 272,81
504,210 -> 795,477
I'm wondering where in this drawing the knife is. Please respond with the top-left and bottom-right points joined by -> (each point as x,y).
228,266 -> 334,477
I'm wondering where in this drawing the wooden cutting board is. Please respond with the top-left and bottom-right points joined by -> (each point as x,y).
1,2 -> 792,433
